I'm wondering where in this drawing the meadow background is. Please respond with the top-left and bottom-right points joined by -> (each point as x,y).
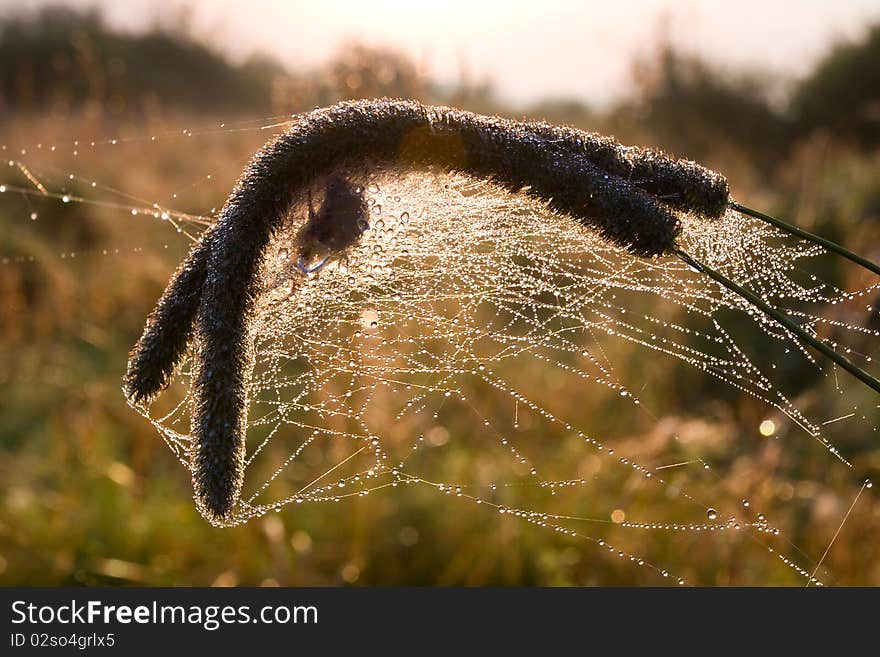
1,3 -> 880,585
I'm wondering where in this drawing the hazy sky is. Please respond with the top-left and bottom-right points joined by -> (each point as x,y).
7,0 -> 880,106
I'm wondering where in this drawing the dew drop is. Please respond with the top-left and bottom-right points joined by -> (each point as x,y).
759,419 -> 776,437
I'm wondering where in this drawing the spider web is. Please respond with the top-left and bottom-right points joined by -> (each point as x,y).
137,168 -> 880,584
3,119 -> 879,585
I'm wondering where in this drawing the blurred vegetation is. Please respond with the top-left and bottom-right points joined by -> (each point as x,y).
1,6 -> 880,586
623,41 -> 792,175
0,6 -> 282,116
791,23 -> 880,148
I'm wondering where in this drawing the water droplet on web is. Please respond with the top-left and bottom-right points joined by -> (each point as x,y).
298,252 -> 328,273
359,307 -> 379,330
706,508 -> 718,521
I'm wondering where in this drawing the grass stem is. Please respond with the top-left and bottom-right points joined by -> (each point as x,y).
731,202 -> 880,277
674,247 -> 880,396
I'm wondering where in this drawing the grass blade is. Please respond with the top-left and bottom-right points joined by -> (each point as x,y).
732,201 -> 880,277
674,247 -> 880,396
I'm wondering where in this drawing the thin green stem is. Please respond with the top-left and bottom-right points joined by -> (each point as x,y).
674,248 -> 880,396
731,201 -> 880,277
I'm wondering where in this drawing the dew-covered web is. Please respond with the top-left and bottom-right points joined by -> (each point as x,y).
2,117 -> 879,585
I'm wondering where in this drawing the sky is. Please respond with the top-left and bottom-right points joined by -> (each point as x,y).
6,0 -> 880,107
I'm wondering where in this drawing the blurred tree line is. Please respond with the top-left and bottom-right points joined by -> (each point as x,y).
0,6 -> 284,116
2,6 -> 878,158
624,25 -> 880,166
